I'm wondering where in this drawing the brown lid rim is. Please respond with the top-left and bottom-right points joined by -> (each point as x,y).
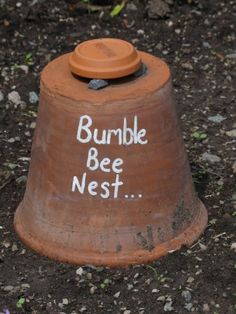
69,38 -> 142,79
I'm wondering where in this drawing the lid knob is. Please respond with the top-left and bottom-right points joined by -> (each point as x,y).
69,38 -> 142,79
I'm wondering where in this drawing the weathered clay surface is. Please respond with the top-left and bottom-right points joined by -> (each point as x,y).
14,50 -> 207,266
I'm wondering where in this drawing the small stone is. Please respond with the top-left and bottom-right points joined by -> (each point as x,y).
207,114 -> 226,123
16,175 -> 27,183
124,311 -> 131,314
90,286 -> 96,294
11,244 -> 18,252
203,42 -> 211,49
155,43 -> 163,50
199,243 -> 207,251
2,240 -> 10,248
30,122 -> 36,129
88,79 -> 108,90
0,91 -> 4,101
126,2 -> 137,11
148,0 -> 170,19
7,137 -> 15,143
86,272 -> 92,280
145,278 -> 151,285
186,276 -> 194,284
137,29 -> 144,35
114,291 -> 120,298
19,65 -> 29,74
203,303 -> 210,312
181,290 -> 192,302
225,53 -> 236,59
226,129 -> 236,138
3,285 -> 14,292
21,283 -> 30,289
157,296 -> 166,301
8,91 -> 21,105
164,301 -> 174,312
152,289 -> 158,293
201,152 -> 221,163
181,62 -> 193,71
230,243 -> 236,251
232,161 -> 236,174
29,91 -> 39,104
62,298 -> 69,305
184,303 -> 193,311
76,267 -> 83,276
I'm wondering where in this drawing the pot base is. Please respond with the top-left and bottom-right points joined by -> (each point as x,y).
14,201 -> 207,267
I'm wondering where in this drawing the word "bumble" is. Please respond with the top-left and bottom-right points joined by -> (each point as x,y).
76,115 -> 148,146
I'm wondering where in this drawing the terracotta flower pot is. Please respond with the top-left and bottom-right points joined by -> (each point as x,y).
14,38 -> 207,266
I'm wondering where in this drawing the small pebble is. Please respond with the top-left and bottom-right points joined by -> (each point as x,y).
137,29 -> 144,35
164,301 -> 174,312
225,53 -> 236,59
30,122 -> 36,129
0,91 -> 4,101
3,285 -> 14,292
184,303 -> 193,311
29,91 -> 39,104
86,272 -> 92,280
7,138 -> 15,143
62,298 -> 69,305
203,42 -> 212,49
8,91 -> 21,105
181,290 -> 192,302
157,296 -> 166,301
76,267 -> 83,276
232,161 -> 236,174
187,276 -> 194,283
201,152 -> 221,163
181,62 -> 193,71
114,291 -> 120,298
90,286 -> 96,294
207,114 -> 226,123
226,129 -> 236,138
203,303 -> 210,312
230,242 -> 236,251
21,283 -> 30,289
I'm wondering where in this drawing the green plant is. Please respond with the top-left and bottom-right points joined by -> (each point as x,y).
146,265 -> 159,281
100,278 -> 111,289
191,131 -> 207,141
110,1 -> 125,17
24,53 -> 33,66
16,297 -> 25,309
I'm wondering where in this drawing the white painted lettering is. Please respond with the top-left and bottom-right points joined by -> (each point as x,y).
76,115 -> 92,143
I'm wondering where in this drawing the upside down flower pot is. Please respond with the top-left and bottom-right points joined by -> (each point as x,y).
14,38 -> 207,266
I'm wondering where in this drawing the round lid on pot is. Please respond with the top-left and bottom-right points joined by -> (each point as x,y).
69,38 -> 142,79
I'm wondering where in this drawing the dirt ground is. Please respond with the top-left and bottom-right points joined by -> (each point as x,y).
0,0 -> 236,313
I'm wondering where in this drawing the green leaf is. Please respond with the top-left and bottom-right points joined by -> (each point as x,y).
16,297 -> 26,309
100,283 -> 106,289
191,131 -> 207,141
110,1 -> 125,17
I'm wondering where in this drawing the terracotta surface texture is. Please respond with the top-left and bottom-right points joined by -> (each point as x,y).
14,41 -> 208,267
69,38 -> 141,79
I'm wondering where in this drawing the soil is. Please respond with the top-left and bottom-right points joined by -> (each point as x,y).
0,0 -> 236,313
